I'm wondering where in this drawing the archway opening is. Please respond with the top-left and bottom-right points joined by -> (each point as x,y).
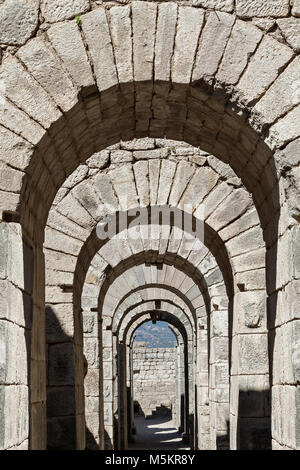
128,319 -> 189,450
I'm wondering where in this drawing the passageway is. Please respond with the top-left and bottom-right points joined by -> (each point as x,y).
129,416 -> 190,450
0,0 -> 299,451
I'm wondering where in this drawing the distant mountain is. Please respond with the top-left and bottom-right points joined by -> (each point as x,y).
134,321 -> 177,348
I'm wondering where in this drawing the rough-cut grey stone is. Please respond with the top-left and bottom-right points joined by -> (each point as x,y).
81,8 -> 118,92
275,137 -> 300,170
41,0 -> 90,23
109,5 -> 133,85
172,6 -> 205,84
236,0 -> 290,18
132,1 -> 157,83
292,0 -> 300,16
268,104 -> 300,149
238,35 -> 294,104
16,38 -> 78,113
155,2 -> 178,82
236,291 -> 266,330
217,20 -> 262,85
0,0 -> 39,46
192,0 -> 234,12
277,17 -> 300,51
0,56 -> 62,129
193,11 -> 234,81
47,21 -> 94,89
133,149 -> 168,160
238,334 -> 269,374
111,150 -> 133,164
254,57 -> 300,125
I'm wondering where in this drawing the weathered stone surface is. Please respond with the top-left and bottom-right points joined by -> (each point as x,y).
292,0 -> 300,16
109,5 -> 133,85
254,57 -> 300,125
207,188 -> 251,231
236,0 -> 290,18
16,38 -> 78,113
238,334 -> 269,374
169,161 -> 195,206
173,6 -> 205,84
111,150 -> 133,164
155,3 -> 178,82
179,167 -> 219,212
235,291 -> 266,332
0,57 -> 62,128
47,21 -> 94,89
238,35 -> 294,104
88,151 -> 110,169
268,104 -> 300,149
226,226 -> 265,257
132,345 -> 177,418
81,9 -> 118,92
0,0 -> 39,46
133,149 -> 168,160
275,137 -> 300,170
132,1 -> 157,83
121,138 -> 155,151
41,0 -> 90,23
238,375 -> 269,417
109,164 -> 138,210
193,11 -> 234,81
217,20 -> 262,85
277,17 -> 300,51
192,0 -> 234,12
157,160 -> 177,205
133,161 -> 149,207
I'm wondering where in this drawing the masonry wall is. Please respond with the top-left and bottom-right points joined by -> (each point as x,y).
132,343 -> 177,420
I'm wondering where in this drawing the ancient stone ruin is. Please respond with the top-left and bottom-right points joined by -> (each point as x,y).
132,343 -> 177,419
0,0 -> 299,451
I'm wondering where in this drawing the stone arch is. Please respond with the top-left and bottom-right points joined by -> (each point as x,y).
0,0 -> 298,451
119,310 -> 195,447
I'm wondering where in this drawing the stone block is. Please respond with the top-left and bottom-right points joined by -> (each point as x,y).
155,2 -> 178,82
238,334 -> 269,375
84,369 -> 99,397
111,150 -> 133,164
110,5 -> 133,85
0,0 -> 39,46
236,0 -> 290,18
41,0 -> 90,23
235,291 -> 267,333
292,0 -> 300,16
47,20 -> 94,89
238,35 -> 294,104
193,11 -> 234,81
132,1 -> 157,83
17,37 -> 77,113
173,6 -> 205,84
81,8 -> 118,93
193,0 -> 234,12
217,20 -> 262,85
254,57 -> 300,125
268,104 -> 300,150
48,343 -> 75,386
238,375 -> 269,418
47,386 -> 75,418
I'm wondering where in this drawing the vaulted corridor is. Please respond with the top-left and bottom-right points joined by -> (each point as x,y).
0,0 -> 299,451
